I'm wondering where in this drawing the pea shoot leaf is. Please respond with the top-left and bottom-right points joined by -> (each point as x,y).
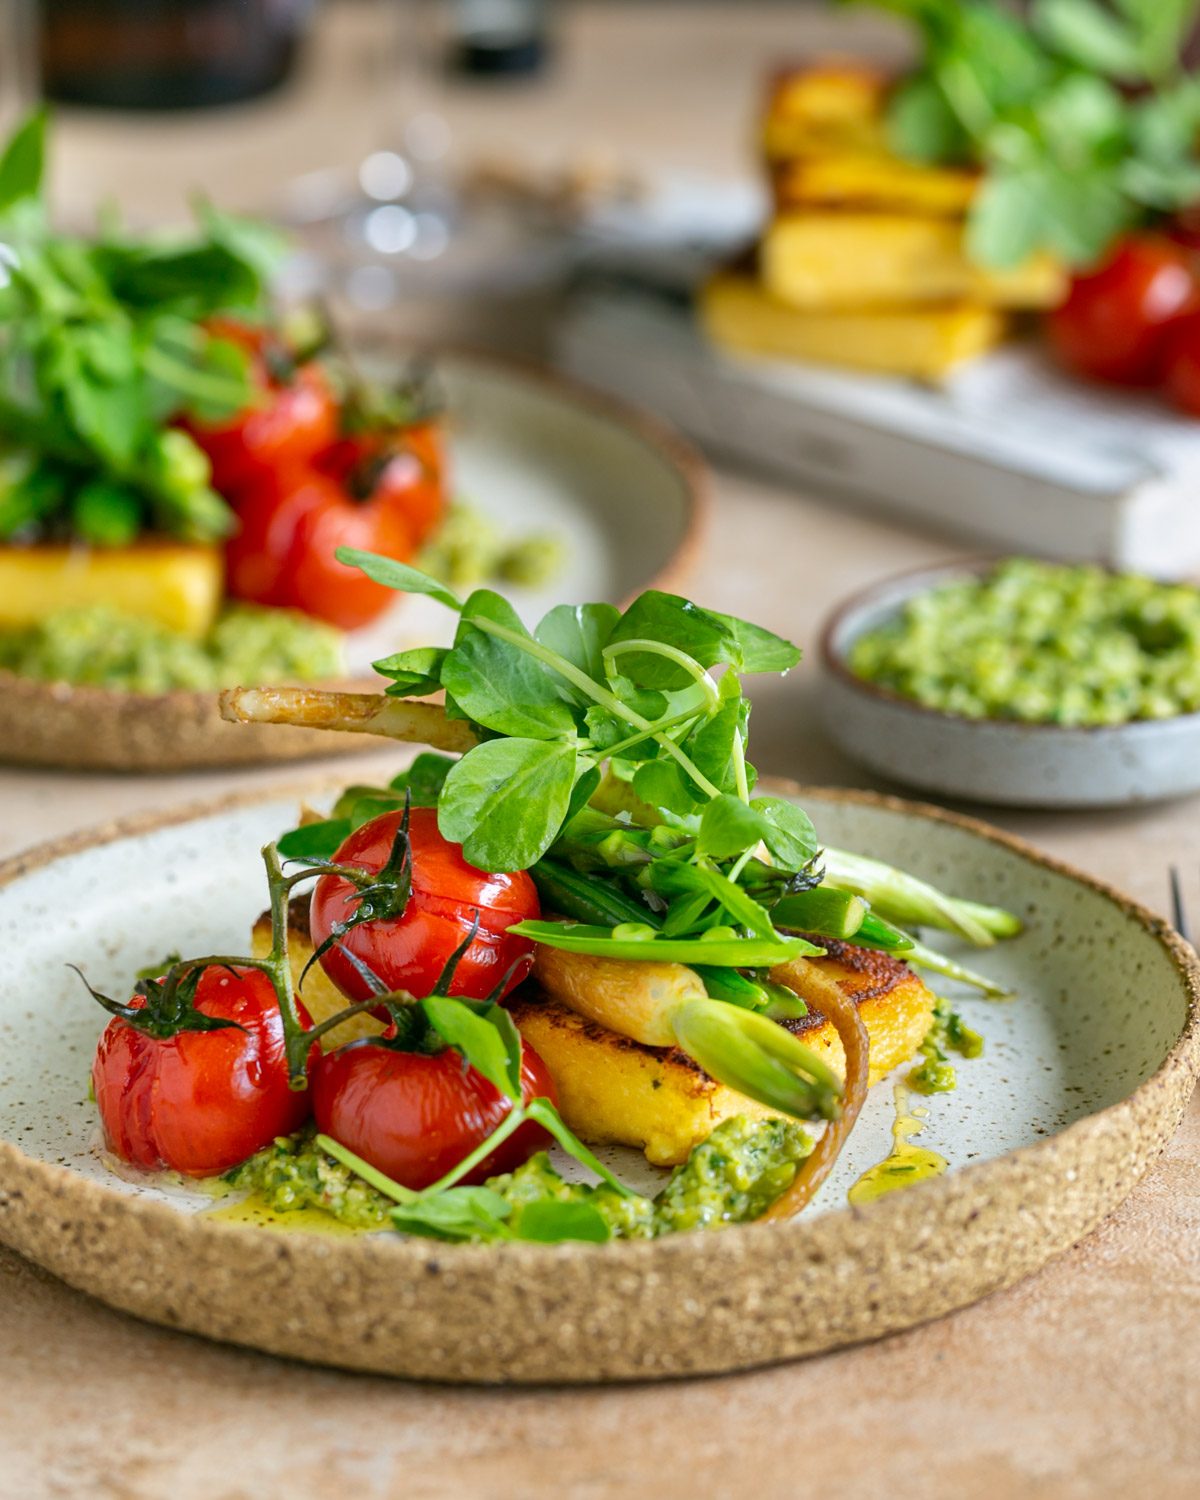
0,108 -> 46,215
515,1199 -> 611,1244
609,591 -> 740,689
443,590 -> 578,740
695,794 -> 769,860
439,737 -> 577,871
393,752 -> 456,806
750,797 -> 819,870
711,613 -> 801,675
276,819 -> 352,861
390,1186 -> 513,1242
422,995 -> 522,1102
534,602 -> 620,704
374,646 -> 448,698
334,549 -> 463,612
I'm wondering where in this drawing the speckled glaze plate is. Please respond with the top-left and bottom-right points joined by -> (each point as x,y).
0,351 -> 705,773
0,781 -> 1196,1384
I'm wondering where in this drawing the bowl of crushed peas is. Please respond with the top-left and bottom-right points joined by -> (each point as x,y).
819,558 -> 1200,808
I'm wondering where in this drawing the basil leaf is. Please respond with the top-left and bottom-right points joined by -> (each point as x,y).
335,547 -> 463,612
439,737 -> 577,871
749,797 -> 819,871
390,1186 -> 513,1242
609,591 -> 740,689
444,590 -> 577,740
515,1199 -> 611,1244
374,645 -> 448,698
422,995 -> 522,1101
534,602 -> 620,703
277,818 -> 352,861
0,109 -> 46,216
711,613 -> 801,675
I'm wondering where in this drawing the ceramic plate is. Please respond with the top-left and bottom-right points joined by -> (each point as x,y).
0,781 -> 1195,1383
0,352 -> 705,773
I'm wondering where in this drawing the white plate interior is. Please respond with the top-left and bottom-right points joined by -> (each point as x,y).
0,789 -> 1186,1222
344,355 -> 697,673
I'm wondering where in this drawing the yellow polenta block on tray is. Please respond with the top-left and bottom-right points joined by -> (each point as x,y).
701,272 -> 1005,380
762,62 -> 890,161
761,213 -> 1065,311
773,152 -> 978,218
0,541 -> 224,636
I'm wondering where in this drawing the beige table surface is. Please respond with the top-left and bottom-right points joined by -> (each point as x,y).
4,6 -> 1199,1498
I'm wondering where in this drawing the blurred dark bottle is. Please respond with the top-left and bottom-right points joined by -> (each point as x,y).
448,0 -> 549,78
39,0 -> 314,110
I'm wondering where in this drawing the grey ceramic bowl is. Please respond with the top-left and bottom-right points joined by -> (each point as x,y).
819,560 -> 1200,810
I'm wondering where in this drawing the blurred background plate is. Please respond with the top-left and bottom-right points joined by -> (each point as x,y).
0,348 -> 706,773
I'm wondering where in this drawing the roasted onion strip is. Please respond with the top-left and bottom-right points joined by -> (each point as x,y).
756,956 -> 870,1222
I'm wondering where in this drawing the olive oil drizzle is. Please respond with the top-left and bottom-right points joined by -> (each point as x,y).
848,1084 -> 947,1205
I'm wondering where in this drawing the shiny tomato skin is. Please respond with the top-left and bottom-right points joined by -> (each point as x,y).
91,967 -> 315,1178
311,807 -> 539,1005
224,465 -> 415,629
312,1036 -> 558,1189
1161,310 -> 1200,416
318,425 -> 445,548
183,322 -> 338,497
1047,237 -> 1197,386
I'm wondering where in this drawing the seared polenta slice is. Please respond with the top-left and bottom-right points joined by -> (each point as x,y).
509,942 -> 935,1166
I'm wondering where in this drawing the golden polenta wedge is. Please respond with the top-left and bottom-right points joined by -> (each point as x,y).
760,213 -> 1065,310
771,152 -> 978,218
701,272 -> 1005,380
0,541 -> 223,636
509,942 -> 936,1167
762,62 -> 891,161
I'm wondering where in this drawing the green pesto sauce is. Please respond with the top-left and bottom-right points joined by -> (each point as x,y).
849,558 -> 1200,726
225,1115 -> 813,1241
418,501 -> 564,592
0,602 -> 344,695
908,997 -> 984,1095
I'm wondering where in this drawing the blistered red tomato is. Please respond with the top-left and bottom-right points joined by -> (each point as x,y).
182,321 -> 338,497
1047,236 -> 1196,386
1160,310 -> 1200,416
319,423 -> 445,548
91,967 -> 315,1178
312,1032 -> 557,1190
310,807 -> 539,1006
224,464 -> 415,630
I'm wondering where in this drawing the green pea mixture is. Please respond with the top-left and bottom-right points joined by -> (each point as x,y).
0,603 -> 344,695
849,559 -> 1200,726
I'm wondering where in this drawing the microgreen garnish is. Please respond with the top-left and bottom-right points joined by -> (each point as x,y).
0,110 -> 284,545
843,0 -> 1200,267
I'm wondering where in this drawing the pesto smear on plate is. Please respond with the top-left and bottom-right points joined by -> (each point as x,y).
223,1116 -> 813,1241
849,559 -> 1200,726
0,603 -> 344,695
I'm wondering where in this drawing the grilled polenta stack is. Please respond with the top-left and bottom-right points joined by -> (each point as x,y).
511,941 -> 935,1166
705,61 -> 1065,378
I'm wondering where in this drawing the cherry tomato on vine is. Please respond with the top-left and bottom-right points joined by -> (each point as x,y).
1160,310 -> 1200,417
310,807 -> 540,1006
1047,236 -> 1197,386
182,320 -> 338,497
224,463 -> 415,630
91,966 -> 316,1178
318,425 -> 445,548
311,1032 -> 557,1190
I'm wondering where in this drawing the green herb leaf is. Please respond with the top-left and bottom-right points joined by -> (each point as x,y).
277,819 -> 352,861
391,752 -> 456,806
1033,0 -> 1143,78
695,794 -> 769,860
887,73 -> 970,162
749,797 -> 818,870
374,645 -> 448,698
534,602 -> 620,703
443,591 -> 577,739
439,737 -> 578,871
608,592 -> 740,689
711,613 -> 801,675
335,548 -> 463,611
422,994 -> 523,1102
390,1186 -> 513,1242
515,1199 -> 611,1244
0,109 -> 46,215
